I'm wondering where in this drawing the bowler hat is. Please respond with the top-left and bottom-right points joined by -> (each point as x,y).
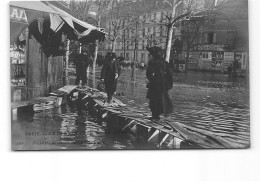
146,46 -> 163,58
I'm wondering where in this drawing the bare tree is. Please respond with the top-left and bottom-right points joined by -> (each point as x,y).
105,0 -> 139,53
70,0 -> 113,73
179,0 -> 230,72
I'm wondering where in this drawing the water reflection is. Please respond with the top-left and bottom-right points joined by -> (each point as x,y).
12,99 -> 133,150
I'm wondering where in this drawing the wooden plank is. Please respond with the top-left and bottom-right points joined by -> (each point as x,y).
113,98 -> 126,107
172,122 -> 237,148
166,121 -> 224,149
11,101 -> 30,109
51,85 -> 77,96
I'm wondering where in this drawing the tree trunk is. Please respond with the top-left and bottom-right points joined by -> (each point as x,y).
165,24 -> 174,63
92,17 -> 101,74
92,41 -> 98,74
111,39 -> 116,52
65,39 -> 70,85
131,21 -> 138,81
185,46 -> 190,73
165,0 -> 178,63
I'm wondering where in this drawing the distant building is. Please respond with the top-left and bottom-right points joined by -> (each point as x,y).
100,5 -> 171,64
100,0 -> 249,73
178,0 -> 249,73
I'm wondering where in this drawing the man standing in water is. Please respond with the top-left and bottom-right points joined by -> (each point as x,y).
74,49 -> 92,88
146,46 -> 173,120
101,52 -> 120,106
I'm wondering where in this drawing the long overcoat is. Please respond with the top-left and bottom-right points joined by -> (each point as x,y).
146,58 -> 173,116
101,58 -> 120,94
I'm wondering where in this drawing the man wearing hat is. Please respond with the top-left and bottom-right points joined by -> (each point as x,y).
74,49 -> 92,88
146,46 -> 173,120
101,52 -> 120,106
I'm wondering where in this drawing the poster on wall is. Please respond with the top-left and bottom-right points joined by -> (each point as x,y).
10,0 -> 249,151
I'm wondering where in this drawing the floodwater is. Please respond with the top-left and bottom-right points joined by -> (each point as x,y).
89,68 -> 250,148
12,102 -> 136,150
11,68 -> 250,150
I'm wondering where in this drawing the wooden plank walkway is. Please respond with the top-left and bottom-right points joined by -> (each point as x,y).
75,85 -> 238,149
11,85 -> 77,112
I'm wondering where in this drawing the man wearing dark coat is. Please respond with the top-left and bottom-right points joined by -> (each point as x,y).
146,46 -> 173,120
74,50 -> 91,88
101,52 -> 120,106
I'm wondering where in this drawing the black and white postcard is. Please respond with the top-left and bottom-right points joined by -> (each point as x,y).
10,0 -> 249,150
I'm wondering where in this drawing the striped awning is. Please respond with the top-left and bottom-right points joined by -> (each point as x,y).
10,1 -> 64,16
10,1 -> 106,44
46,2 -> 106,43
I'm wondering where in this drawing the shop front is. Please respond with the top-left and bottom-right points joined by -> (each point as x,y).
10,1 -> 106,102
10,2 -> 64,102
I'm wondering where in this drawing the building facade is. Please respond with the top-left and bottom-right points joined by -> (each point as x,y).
99,1 -> 172,65
99,0 -> 248,73
178,0 -> 249,73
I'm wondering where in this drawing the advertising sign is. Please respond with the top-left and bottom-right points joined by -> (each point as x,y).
224,52 -> 234,61
10,7 -> 28,24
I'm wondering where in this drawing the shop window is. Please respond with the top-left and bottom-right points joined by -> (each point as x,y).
10,43 -> 26,86
201,52 -> 209,59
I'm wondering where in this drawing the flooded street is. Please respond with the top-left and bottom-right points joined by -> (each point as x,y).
12,68 -> 250,150
89,68 -> 250,147
12,102 -> 137,150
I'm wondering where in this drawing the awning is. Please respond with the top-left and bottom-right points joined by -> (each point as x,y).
10,1 -> 66,43
10,1 -> 106,45
10,1 -> 64,15
45,2 -> 106,44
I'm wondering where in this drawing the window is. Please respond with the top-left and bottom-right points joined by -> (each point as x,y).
153,27 -> 156,37
131,30 -> 135,38
201,52 -> 212,59
206,32 -> 216,44
154,13 -> 157,21
159,26 -> 163,36
142,28 -> 145,37
142,40 -> 145,50
126,41 -> 129,49
161,12 -> 164,21
143,14 -> 147,23
126,53 -> 129,60
141,53 -> 145,63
